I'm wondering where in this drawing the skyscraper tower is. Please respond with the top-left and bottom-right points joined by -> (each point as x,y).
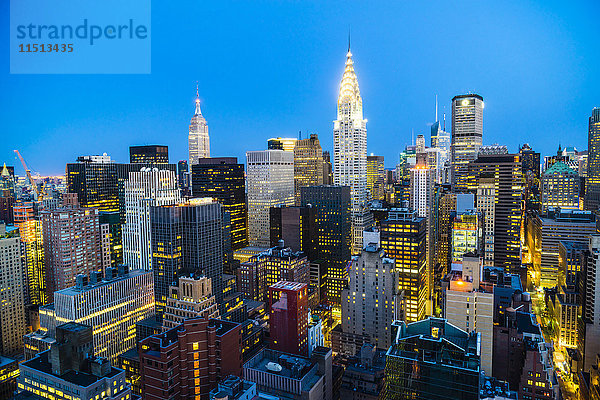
188,85 -> 210,165
586,108 -> 600,212
451,94 -> 484,191
333,42 -> 371,253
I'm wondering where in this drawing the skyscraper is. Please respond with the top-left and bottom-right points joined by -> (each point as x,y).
585,108 -> 600,212
476,176 -> 496,265
367,155 -> 385,201
333,45 -> 372,253
267,137 -> 297,152
431,113 -> 451,184
541,161 -> 580,212
129,145 -> 169,164
66,154 -> 119,212
451,94 -> 484,191
269,205 -> 317,258
188,86 -> 210,165
122,168 -> 180,271
246,150 -> 294,247
191,157 -> 248,250
293,134 -> 324,205
322,151 -> 333,185
269,281 -> 309,356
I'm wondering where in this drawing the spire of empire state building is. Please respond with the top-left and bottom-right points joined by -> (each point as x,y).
188,83 -> 210,164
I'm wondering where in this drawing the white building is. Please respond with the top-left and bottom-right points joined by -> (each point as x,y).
333,45 -> 372,254
246,150 -> 294,247
188,86 -> 210,164
477,177 -> 496,266
451,94 -> 484,191
308,312 -> 324,357
122,168 -> 180,270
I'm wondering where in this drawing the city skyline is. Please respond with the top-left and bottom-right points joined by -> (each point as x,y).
1,1 -> 599,175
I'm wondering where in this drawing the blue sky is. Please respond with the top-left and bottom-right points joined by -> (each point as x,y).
1,0 -> 599,175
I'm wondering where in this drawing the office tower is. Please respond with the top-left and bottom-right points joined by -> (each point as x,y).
580,235 -> 600,371
293,134 -> 324,205
444,254 -> 494,375
150,199 -> 225,319
367,155 -> 385,201
380,209 -> 427,323
541,161 -> 580,213
0,356 -> 18,399
450,209 -> 483,263
333,45 -> 371,253
140,316 -> 242,400
243,347 -> 332,400
451,94 -> 484,191
129,145 -> 169,164
246,150 -> 294,247
476,176 -> 496,265
467,152 -> 523,273
383,318 -> 481,400
527,208 -> 596,288
519,143 -> 541,179
177,159 -> 190,193
268,281 -> 309,356
163,275 -> 219,330
122,168 -> 180,270
341,244 -> 400,350
267,137 -> 297,152
66,154 -> 119,212
409,165 -> 435,290
586,108 -> 600,212
188,87 -> 210,164
99,211 -> 123,266
269,205 -> 317,257
191,157 -> 248,250
41,197 -> 110,300
25,267 -> 154,364
435,190 -> 456,284
13,202 -> 46,306
0,224 -> 26,356
300,185 -> 351,306
322,151 -> 333,185
19,323 -> 132,400
431,114 -> 451,184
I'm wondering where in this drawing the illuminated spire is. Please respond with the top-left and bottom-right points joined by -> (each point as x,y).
338,44 -> 361,107
195,81 -> 202,115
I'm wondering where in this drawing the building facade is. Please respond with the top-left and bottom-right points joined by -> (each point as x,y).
188,88 -> 210,164
129,145 -> 169,164
541,161 -> 580,213
451,94 -> 484,191
293,134 -> 324,205
269,281 -> 309,356
586,108 -> 600,212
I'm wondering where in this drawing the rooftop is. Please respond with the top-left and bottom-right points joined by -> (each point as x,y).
57,268 -> 151,296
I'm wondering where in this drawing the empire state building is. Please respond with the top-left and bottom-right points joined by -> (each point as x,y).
188,86 -> 210,164
333,44 -> 372,253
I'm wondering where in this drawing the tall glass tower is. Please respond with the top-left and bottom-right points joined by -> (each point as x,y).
586,108 -> 600,212
188,85 -> 210,165
451,94 -> 484,192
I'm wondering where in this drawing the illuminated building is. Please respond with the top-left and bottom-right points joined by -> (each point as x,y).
380,209 -> 427,323
467,152 -> 522,273
322,151 -> 333,185
476,176 -> 496,265
25,267 -> 154,364
294,134 -> 324,205
431,113 -> 451,184
150,199 -> 226,319
444,254 -> 494,375
541,161 -> 580,213
269,281 -> 309,356
435,190 -> 456,283
579,235 -> 600,371
140,316 -> 242,400
451,94 -> 484,191
177,159 -> 190,194
586,108 -> 600,212
269,205 -> 317,258
528,208 -> 596,288
99,211 -> 123,266
0,356 -> 19,400
18,323 -> 132,400
450,195 -> 483,264
13,202 -> 46,306
129,144 -> 169,164
163,275 -> 219,330
188,86 -> 210,164
0,224 -> 26,356
300,185 -> 351,306
41,196 -> 111,300
267,137 -> 297,152
191,157 -> 248,250
383,318 -> 481,400
246,150 -> 294,247
520,143 -> 541,179
122,168 -> 180,271
66,154 -> 119,212
341,242 -> 400,350
367,155 -> 385,201
333,45 -> 372,253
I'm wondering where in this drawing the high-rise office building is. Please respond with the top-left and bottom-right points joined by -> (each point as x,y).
519,143 -> 541,179
467,152 -> 522,273
99,211 -> 123,267
435,190 -> 456,286
188,87 -> 210,164
293,134 -> 324,205
383,318 -> 481,400
580,235 -> 600,371
476,176 -> 496,265
541,161 -> 580,213
66,154 -> 119,212
0,224 -> 26,356
585,108 -> 600,212
177,159 -> 190,193
191,157 -> 248,250
269,205 -> 317,258
341,243 -> 400,350
380,209 -> 427,323
333,45 -> 371,253
267,137 -> 297,152
451,94 -> 484,191
322,151 -> 333,185
246,150 -> 294,247
41,197 -> 111,300
450,209 -> 483,264
162,275 -> 219,330
269,281 -> 309,356
150,198 -> 226,319
431,114 -> 451,184
129,145 -> 169,164
122,168 -> 180,270
409,165 -> 435,286
300,185 -> 352,306
367,155 -> 385,201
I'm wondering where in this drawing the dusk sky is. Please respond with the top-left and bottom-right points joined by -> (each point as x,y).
1,0 -> 599,175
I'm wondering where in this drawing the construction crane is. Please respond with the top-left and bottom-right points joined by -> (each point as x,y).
14,149 -> 40,198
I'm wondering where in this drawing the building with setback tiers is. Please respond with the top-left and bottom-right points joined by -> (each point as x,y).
188,87 -> 210,164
